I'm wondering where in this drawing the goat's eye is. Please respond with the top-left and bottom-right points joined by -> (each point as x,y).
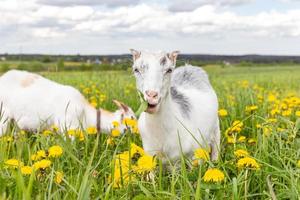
165,68 -> 173,74
134,68 -> 140,73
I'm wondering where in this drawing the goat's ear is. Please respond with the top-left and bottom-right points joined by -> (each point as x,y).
167,50 -> 180,64
130,49 -> 141,62
113,99 -> 129,112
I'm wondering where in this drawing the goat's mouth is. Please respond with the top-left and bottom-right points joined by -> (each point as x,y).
146,102 -> 159,113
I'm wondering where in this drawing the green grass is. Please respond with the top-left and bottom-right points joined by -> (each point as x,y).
1,65 -> 300,199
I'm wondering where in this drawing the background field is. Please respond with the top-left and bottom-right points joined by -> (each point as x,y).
1,65 -> 300,199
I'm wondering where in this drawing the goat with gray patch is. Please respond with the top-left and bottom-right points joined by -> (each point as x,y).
130,49 -> 220,162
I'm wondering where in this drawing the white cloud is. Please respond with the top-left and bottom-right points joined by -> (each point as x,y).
0,0 -> 300,54
168,0 -> 254,12
36,0 -> 140,7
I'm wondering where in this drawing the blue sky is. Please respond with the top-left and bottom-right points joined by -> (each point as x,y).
0,0 -> 300,55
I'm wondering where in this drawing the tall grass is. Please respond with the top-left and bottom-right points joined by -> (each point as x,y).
0,65 -> 300,199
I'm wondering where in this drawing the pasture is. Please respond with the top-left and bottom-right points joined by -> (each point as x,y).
1,65 -> 300,199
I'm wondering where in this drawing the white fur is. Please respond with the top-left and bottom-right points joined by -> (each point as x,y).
131,50 -> 220,161
0,70 -> 135,135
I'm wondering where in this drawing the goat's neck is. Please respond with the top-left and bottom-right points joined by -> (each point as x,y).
85,106 -> 114,133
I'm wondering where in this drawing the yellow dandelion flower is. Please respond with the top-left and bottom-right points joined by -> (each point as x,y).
130,143 -> 145,157
106,137 -> 115,146
134,154 -> 157,173
86,126 -> 97,135
43,130 -> 52,136
218,109 -> 228,117
34,159 -> 51,170
268,94 -> 276,102
194,148 -> 209,161
282,109 -> 292,117
237,157 -> 260,170
21,166 -> 33,175
296,111 -> 300,117
234,149 -> 249,158
227,136 -> 235,144
55,171 -> 64,184
111,129 -> 121,137
112,121 -> 120,127
51,125 -> 59,132
35,150 -> 46,160
238,136 -> 246,142
245,105 -> 258,113
90,101 -> 97,108
19,130 -> 26,135
192,159 -> 199,167
5,159 -> 23,168
297,160 -> 300,168
67,129 -> 76,136
263,127 -> 272,136
203,168 -> 225,183
48,145 -> 63,158
248,138 -> 257,144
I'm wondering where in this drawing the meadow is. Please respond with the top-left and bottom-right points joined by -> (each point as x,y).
1,65 -> 300,199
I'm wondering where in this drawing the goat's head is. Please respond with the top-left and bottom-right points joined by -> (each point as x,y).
130,49 -> 179,114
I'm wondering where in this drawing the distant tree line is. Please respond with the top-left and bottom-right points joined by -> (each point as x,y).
0,53 -> 300,72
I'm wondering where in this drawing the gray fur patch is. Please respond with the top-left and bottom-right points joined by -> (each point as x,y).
172,66 -> 211,91
170,86 -> 191,118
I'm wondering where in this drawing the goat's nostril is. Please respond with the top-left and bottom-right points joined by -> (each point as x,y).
145,90 -> 158,98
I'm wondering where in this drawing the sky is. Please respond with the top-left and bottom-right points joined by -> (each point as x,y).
0,0 -> 300,55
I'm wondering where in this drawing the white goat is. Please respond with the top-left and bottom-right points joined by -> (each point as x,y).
130,50 -> 220,161
0,70 -> 135,136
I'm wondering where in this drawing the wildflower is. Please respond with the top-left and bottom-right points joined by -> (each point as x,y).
218,109 -> 228,117
263,127 -> 272,136
48,145 -> 63,158
86,126 -> 97,135
248,138 -> 257,144
267,118 -> 277,123
192,159 -> 199,167
297,160 -> 300,168
123,118 -> 137,128
55,171 -> 64,184
203,168 -> 225,183
194,148 -> 209,161
90,101 -> 97,108
282,109 -> 292,117
67,129 -> 76,136
19,130 -> 26,135
34,159 -> 51,170
130,143 -> 145,157
43,130 -> 52,136
78,130 -> 85,141
296,111 -> 300,117
237,157 -> 260,170
51,125 -> 59,132
268,94 -> 276,102
245,105 -> 258,113
238,136 -> 246,142
225,120 -> 243,137
112,121 -> 120,127
234,149 -> 249,158
5,159 -> 23,168
111,129 -> 120,137
21,166 -> 33,175
134,154 -> 157,173
107,137 -> 115,146
227,136 -> 235,144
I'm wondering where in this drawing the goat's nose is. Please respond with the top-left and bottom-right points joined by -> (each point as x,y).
145,90 -> 158,99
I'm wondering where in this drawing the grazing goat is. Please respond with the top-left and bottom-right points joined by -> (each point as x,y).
130,50 -> 220,161
0,70 -> 135,136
